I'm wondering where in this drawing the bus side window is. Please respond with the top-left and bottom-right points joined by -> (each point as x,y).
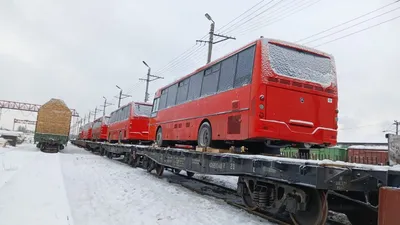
166,83 -> 178,108
187,71 -> 203,101
218,54 -> 238,92
201,63 -> 221,97
234,45 -> 255,88
176,78 -> 189,105
159,89 -> 168,110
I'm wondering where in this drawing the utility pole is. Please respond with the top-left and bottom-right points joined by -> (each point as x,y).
196,13 -> 236,64
93,107 -> 102,121
115,85 -> 131,108
101,96 -> 113,117
394,120 -> 400,135
140,61 -> 164,102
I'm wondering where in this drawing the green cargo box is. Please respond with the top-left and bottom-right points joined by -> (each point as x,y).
280,147 -> 309,158
308,147 -> 348,161
281,147 -> 348,162
34,133 -> 69,145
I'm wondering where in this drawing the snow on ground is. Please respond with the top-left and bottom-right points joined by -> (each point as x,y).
192,174 -> 238,190
0,144 -> 73,225
0,144 -> 274,225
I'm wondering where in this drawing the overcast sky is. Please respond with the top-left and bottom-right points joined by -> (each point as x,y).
1,0 -> 399,142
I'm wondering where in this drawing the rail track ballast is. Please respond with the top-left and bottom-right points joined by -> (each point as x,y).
72,139 -> 400,225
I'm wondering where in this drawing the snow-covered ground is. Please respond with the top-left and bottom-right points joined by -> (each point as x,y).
0,144 -> 274,225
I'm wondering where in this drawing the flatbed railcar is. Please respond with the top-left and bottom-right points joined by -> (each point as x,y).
72,139 -> 400,225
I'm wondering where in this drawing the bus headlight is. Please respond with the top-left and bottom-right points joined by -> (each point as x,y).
259,104 -> 264,110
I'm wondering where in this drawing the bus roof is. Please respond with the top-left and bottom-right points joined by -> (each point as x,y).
109,101 -> 153,114
153,37 -> 334,98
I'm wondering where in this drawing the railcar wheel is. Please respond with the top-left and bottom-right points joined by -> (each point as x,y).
124,153 -> 130,164
132,155 -> 141,168
147,159 -> 156,172
155,164 -> 164,177
172,168 -> 181,174
290,189 -> 327,225
241,180 -> 258,211
198,122 -> 212,147
186,171 -> 194,178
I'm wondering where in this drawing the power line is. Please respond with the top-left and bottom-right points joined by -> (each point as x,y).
215,0 -> 266,33
230,0 -> 307,35
313,14 -> 400,47
301,5 -> 400,45
296,0 -> 400,43
153,0 -> 279,75
217,0 -> 276,34
235,0 -> 322,36
222,0 -> 286,35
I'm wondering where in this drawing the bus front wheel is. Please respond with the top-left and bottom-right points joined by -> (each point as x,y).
198,122 -> 212,147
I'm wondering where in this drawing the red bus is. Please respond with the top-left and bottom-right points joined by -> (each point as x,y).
107,102 -> 153,143
91,116 -> 110,142
81,122 -> 93,140
149,38 -> 338,153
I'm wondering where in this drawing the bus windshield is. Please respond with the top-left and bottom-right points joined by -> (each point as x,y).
267,42 -> 335,87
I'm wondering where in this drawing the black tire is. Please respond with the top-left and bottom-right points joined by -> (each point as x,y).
197,122 -> 212,147
156,127 -> 167,147
118,132 -> 123,144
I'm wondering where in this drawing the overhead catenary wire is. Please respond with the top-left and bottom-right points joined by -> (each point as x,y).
215,0 -> 267,34
156,0 -> 294,78
228,0 -> 308,35
235,0 -> 324,36
220,0 -> 286,35
296,0 -> 400,43
301,5 -> 400,45
216,0 -> 276,34
312,14 -> 400,47
154,0 -> 277,76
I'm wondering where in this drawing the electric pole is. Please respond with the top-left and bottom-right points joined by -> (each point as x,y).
394,120 -> 400,135
140,61 -> 164,102
93,107 -> 102,121
88,111 -> 94,123
115,85 -> 131,108
101,96 -> 113,117
196,13 -> 236,64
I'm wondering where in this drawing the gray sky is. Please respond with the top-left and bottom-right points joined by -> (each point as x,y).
1,0 -> 399,142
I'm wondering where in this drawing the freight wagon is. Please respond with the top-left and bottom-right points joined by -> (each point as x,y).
72,139 -> 400,225
34,98 -> 72,153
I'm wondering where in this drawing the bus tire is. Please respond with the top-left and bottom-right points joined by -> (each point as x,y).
198,122 -> 212,147
156,127 -> 167,147
118,132 -> 123,144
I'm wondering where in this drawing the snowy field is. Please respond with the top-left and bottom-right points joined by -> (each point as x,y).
0,144 -> 274,225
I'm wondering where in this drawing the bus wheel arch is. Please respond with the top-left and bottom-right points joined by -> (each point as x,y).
197,119 -> 212,147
